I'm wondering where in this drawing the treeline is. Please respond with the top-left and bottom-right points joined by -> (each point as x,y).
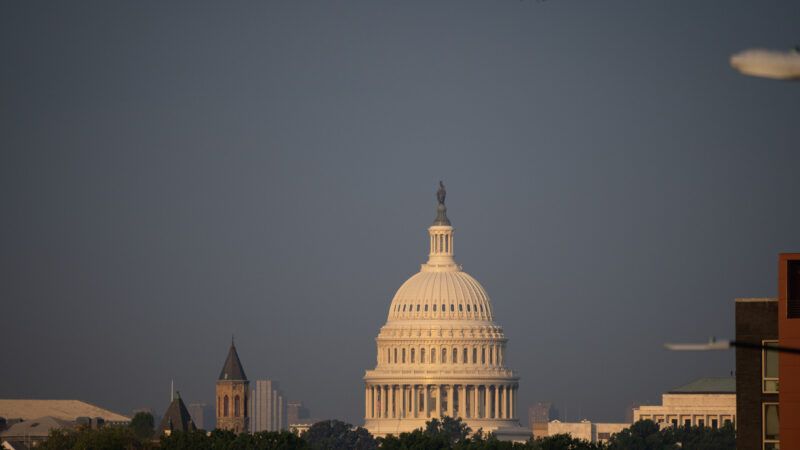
39,415 -> 735,450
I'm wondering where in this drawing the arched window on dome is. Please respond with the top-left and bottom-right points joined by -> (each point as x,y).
394,348 -> 398,364
402,348 -> 406,363
224,395 -> 229,417
452,348 -> 457,363
481,347 -> 486,365
433,304 -> 437,311
387,348 -> 390,364
402,305 -> 406,312
450,304 -> 455,312
442,304 -> 445,312
467,304 -> 471,312
416,304 -> 420,312
480,305 -> 484,312
431,348 -> 436,363
463,348 -> 468,363
420,348 -> 426,363
424,304 -> 428,312
441,348 -> 447,364
459,304 -> 463,312
473,348 -> 478,364
489,347 -> 494,365
411,348 -> 415,363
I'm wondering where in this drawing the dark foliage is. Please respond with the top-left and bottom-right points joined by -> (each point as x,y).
301,420 -> 377,450
130,411 -> 155,440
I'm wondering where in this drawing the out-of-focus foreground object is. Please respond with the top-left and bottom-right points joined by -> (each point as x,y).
730,48 -> 800,80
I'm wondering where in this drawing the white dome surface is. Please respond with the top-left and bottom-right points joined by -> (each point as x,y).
388,270 -> 494,322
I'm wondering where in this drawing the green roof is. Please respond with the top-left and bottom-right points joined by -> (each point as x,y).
669,377 -> 735,394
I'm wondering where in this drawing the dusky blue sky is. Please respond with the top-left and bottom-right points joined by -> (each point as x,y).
2,0 -> 799,424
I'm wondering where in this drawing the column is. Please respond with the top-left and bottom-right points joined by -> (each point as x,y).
388,385 -> 394,418
447,385 -> 454,418
484,386 -> 491,419
501,386 -> 507,419
436,385 -> 442,418
509,386 -> 514,419
365,385 -> 370,419
472,386 -> 479,418
494,385 -> 500,419
459,385 -> 466,418
423,385 -> 429,418
412,385 -> 418,418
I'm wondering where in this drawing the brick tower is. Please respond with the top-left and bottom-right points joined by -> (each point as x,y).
215,338 -> 249,432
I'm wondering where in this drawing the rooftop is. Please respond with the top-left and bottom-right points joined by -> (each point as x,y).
0,400 -> 129,423
668,377 -> 736,394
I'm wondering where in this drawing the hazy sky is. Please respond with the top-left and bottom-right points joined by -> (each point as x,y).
2,1 -> 799,425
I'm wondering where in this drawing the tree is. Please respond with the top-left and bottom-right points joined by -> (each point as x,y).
130,411 -> 155,440
301,420 -> 377,450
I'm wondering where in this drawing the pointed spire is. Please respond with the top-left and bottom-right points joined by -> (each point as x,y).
218,339 -> 248,381
158,393 -> 197,434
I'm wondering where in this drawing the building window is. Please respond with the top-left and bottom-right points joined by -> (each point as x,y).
421,348 -> 426,363
481,348 -> 486,364
411,348 -> 415,363
763,340 -> 779,393
402,348 -> 406,363
416,304 -> 420,311
234,395 -> 240,417
763,403 -> 779,450
452,348 -> 457,363
459,304 -> 463,312
467,305 -> 471,312
224,396 -> 229,417
431,348 -> 436,363
789,259 -> 800,318
433,304 -> 437,311
450,304 -> 454,312
463,348 -> 468,363
442,304 -> 445,312
441,348 -> 447,363
684,419 -> 691,428
473,348 -> 477,364
424,304 -> 428,311
711,419 -> 718,429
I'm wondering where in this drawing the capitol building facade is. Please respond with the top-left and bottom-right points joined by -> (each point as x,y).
363,185 -> 528,440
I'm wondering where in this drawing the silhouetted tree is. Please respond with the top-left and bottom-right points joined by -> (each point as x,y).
302,419 -> 376,450
130,411 -> 155,440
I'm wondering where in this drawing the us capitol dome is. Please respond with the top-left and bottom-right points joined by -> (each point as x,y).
363,183 -> 529,440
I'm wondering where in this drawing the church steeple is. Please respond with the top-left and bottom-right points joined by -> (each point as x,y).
216,338 -> 249,433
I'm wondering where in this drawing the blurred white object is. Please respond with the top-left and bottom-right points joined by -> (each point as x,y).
730,48 -> 800,80
664,338 -> 731,351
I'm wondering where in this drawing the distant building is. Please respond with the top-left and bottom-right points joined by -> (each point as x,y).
250,380 -> 286,432
778,253 -> 800,449
286,401 -> 309,426
159,392 -> 196,435
528,402 -> 558,438
0,400 -> 129,425
187,403 -> 206,430
546,420 -> 629,444
633,377 -> 736,428
363,187 -> 529,441
735,297 -> 778,450
0,417 -> 75,448
215,339 -> 249,433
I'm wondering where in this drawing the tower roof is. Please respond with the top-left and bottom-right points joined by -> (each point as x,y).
158,392 -> 196,433
218,340 -> 247,381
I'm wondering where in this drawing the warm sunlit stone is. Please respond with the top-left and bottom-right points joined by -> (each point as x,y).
363,187 -> 530,440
